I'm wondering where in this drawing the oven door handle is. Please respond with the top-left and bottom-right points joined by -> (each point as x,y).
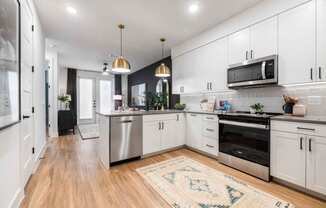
261,61 -> 266,80
219,120 -> 269,130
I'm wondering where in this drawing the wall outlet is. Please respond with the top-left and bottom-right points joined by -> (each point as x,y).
307,96 -> 322,105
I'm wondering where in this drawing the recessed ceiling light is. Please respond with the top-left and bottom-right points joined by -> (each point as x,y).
189,3 -> 199,14
66,6 -> 77,15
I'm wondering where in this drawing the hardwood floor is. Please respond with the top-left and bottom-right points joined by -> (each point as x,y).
21,134 -> 326,208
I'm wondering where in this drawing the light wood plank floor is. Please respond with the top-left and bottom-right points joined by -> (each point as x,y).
21,134 -> 326,208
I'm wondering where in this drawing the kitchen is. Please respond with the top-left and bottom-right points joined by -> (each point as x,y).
4,0 -> 326,207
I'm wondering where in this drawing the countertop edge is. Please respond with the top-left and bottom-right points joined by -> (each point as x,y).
271,116 -> 326,125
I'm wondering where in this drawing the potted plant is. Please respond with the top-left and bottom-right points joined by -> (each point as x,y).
250,103 -> 264,114
58,94 -> 71,110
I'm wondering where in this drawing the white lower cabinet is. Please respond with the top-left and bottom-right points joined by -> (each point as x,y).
271,120 -> 326,195
143,120 -> 162,155
307,136 -> 326,195
186,113 -> 219,156
143,114 -> 185,155
271,131 -> 306,187
186,113 -> 202,149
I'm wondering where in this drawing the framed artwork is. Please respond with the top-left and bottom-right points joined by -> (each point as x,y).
0,0 -> 20,131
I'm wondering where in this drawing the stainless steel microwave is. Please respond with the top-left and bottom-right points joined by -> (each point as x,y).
227,55 -> 278,89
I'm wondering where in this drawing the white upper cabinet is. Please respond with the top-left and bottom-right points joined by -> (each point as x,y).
201,37 -> 228,92
250,17 -> 278,59
228,17 -> 278,66
278,1 -> 316,85
228,28 -> 250,65
172,50 -> 201,94
306,136 -> 326,195
317,0 -> 326,81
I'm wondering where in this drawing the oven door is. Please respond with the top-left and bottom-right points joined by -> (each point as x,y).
219,120 -> 270,167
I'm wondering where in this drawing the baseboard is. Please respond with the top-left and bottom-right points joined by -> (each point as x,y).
141,145 -> 185,159
185,146 -> 219,160
8,188 -> 24,208
33,142 -> 47,174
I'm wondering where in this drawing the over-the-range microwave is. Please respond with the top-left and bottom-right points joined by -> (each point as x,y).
227,55 -> 278,89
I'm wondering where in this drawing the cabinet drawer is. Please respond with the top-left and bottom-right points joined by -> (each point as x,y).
202,115 -> 218,122
202,122 -> 218,138
143,114 -> 180,122
202,137 -> 218,156
271,120 -> 326,137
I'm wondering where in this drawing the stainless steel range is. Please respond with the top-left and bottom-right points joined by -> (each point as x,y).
218,111 -> 282,181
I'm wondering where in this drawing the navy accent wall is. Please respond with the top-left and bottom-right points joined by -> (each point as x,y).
114,75 -> 122,110
128,56 -> 179,109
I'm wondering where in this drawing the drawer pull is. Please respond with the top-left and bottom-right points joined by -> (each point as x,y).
206,144 -> 214,148
206,128 -> 214,132
309,138 -> 312,152
206,117 -> 214,120
297,127 -> 315,131
300,137 -> 304,150
191,114 -> 197,117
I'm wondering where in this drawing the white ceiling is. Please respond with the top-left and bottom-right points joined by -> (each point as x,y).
35,0 -> 263,72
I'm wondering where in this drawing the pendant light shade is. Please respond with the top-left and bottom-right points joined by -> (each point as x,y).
112,24 -> 131,73
155,38 -> 170,78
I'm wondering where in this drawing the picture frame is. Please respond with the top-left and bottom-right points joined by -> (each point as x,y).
0,0 -> 21,131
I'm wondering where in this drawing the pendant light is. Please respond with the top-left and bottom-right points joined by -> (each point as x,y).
112,24 -> 131,73
155,38 -> 171,78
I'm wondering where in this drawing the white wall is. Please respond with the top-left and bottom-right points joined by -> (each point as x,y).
58,66 -> 67,96
0,0 -> 46,207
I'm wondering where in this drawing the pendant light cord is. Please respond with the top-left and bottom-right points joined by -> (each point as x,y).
120,26 -> 123,56
161,38 -> 165,58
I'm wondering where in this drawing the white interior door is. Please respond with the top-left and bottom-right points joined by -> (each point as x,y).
20,1 -> 35,187
77,77 -> 96,124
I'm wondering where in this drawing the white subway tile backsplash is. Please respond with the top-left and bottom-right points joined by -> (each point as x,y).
180,84 -> 326,116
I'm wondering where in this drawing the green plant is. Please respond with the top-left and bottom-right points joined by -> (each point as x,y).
146,92 -> 167,109
58,95 -> 71,103
174,103 -> 186,110
250,103 -> 264,113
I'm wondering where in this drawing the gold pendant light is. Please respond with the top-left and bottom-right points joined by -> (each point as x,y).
155,38 -> 171,78
112,24 -> 131,73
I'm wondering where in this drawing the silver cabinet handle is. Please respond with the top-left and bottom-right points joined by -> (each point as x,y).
319,67 -> 322,79
297,127 -> 315,131
206,117 -> 214,120
162,122 -> 164,130
121,120 -> 133,123
246,51 -> 249,60
309,138 -> 312,152
177,114 -> 179,121
206,128 -> 214,132
158,122 -> 161,130
250,50 -> 254,59
209,82 -> 212,90
190,114 -> 197,117
300,137 -> 304,150
206,144 -> 214,148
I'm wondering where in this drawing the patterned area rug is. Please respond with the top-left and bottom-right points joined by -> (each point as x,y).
78,124 -> 99,140
137,157 -> 295,208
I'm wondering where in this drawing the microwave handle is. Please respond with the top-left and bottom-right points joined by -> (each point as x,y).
261,61 -> 266,80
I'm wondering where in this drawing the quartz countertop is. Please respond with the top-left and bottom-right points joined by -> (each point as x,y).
96,110 -> 185,117
271,115 -> 326,125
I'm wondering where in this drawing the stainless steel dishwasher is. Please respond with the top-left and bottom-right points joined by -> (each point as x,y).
110,116 -> 143,163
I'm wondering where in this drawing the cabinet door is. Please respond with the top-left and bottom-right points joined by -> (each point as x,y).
186,113 -> 202,149
175,114 -> 186,146
228,28 -> 250,65
206,38 -> 228,92
161,120 -> 177,150
250,17 -> 277,59
143,121 -> 161,155
271,131 -> 306,187
172,55 -> 187,94
317,0 -> 326,81
307,136 -> 326,195
278,1 -> 316,85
